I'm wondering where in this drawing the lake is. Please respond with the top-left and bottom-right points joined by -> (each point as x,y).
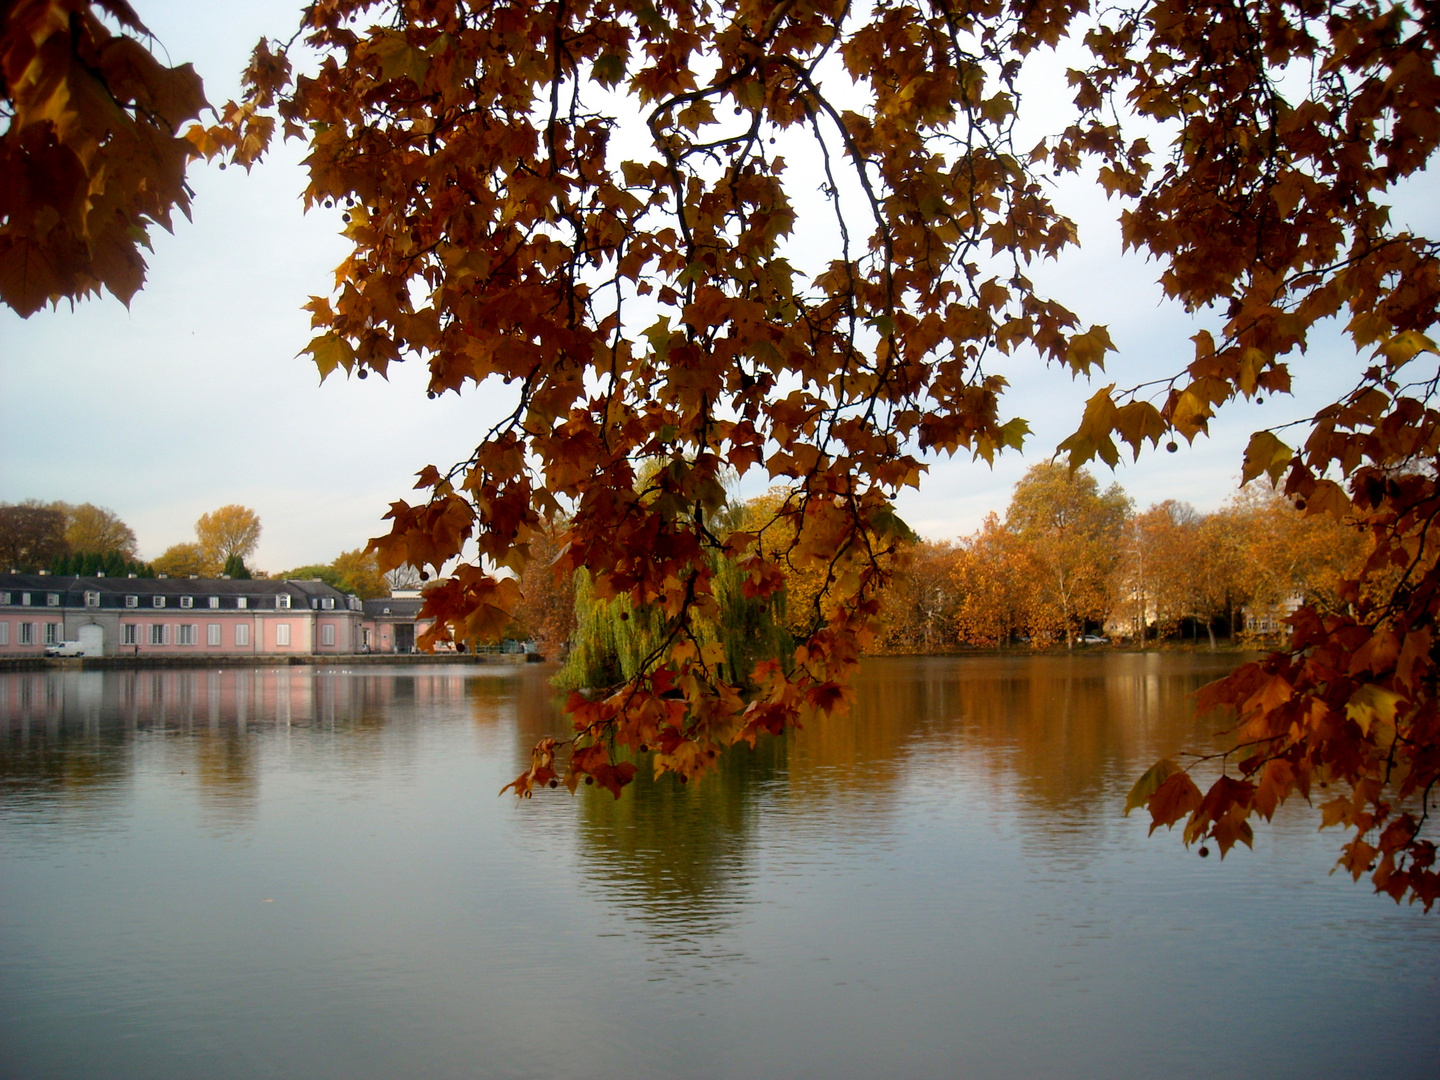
1,654 -> 1436,1080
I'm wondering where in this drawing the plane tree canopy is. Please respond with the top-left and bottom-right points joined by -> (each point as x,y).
4,0 -> 1438,906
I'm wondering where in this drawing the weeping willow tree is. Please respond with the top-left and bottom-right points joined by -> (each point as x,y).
555,572 -> 671,691
557,497 -> 793,694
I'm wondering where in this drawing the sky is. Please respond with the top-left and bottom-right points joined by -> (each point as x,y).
2,2 -> 1436,572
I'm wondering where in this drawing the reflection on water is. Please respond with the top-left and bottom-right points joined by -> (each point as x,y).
565,653 -> 1242,938
0,668 -> 516,817
1,657 -> 1437,1080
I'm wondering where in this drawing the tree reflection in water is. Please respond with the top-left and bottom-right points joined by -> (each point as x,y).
545,652 -> 1251,974
2,653 -> 1245,849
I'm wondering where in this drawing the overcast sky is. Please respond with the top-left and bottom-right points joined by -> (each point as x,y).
2,2 -> 1435,572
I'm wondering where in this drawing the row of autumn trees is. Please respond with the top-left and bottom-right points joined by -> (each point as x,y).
510,463 -> 1365,679
0,499 -> 263,579
0,498 -> 398,598
874,466 -> 1364,653
0,500 -> 147,575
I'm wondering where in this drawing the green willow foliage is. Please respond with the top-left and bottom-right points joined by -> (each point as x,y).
558,551 -> 792,693
49,550 -> 153,578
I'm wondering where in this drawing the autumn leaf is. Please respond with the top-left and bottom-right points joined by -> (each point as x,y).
1241,431 -> 1293,486
2,1 -> 207,315
1146,770 -> 1203,835
1344,684 -> 1403,737
1125,757 -> 1182,816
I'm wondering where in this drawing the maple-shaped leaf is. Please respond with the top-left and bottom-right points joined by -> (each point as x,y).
1344,684 -> 1403,737
1241,431 -> 1293,486
1125,758 -> 1182,816
805,681 -> 854,717
1146,771 -> 1203,834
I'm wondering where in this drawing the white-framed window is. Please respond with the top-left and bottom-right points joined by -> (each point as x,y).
321,624 -> 336,646
235,623 -> 250,647
0,592 -> 9,604
322,597 -> 335,610
275,623 -> 291,646
208,597 -> 219,609
153,596 -> 166,608
177,625 -> 197,645
237,596 -> 248,610
84,591 -> 100,608
180,596 -> 193,609
125,595 -> 138,608
46,593 -> 59,606
21,592 -> 31,605
149,624 -> 168,646
207,624 -> 221,645
44,623 -> 59,645
20,623 -> 35,644
276,595 -> 291,610
362,628 -> 371,648
0,622 -> 7,645
122,624 -> 138,645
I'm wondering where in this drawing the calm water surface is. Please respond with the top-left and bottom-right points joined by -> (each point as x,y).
1,655 -> 1436,1080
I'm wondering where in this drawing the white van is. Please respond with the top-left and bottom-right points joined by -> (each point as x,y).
44,625 -> 104,657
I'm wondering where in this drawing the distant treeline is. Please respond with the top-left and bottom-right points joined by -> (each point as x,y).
504,464 -> 1366,681
0,500 -> 400,598
867,465 -> 1363,652
0,500 -> 149,575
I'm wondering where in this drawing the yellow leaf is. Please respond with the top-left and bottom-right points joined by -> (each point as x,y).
1113,400 -> 1166,458
1065,325 -> 1115,374
1241,430 -> 1292,485
1319,797 -> 1352,830
369,31 -> 430,85
1344,684 -> 1402,736
1375,330 -> 1438,368
304,333 -> 354,380
1170,389 -> 1211,438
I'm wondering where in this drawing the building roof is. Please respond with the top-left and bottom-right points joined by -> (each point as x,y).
0,573 -> 360,612
362,597 -> 426,620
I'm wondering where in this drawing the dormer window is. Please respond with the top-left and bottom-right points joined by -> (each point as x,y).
237,596 -> 248,609
21,592 -> 31,605
322,597 -> 335,610
125,595 -> 138,608
276,595 -> 291,610
180,596 -> 193,609
84,591 -> 100,608
46,593 -> 59,606
209,597 -> 220,609
0,592 -> 10,604
153,596 -> 166,609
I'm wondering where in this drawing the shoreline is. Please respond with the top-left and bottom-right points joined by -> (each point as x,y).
864,640 -> 1269,658
0,641 -> 1271,674
0,652 -> 547,673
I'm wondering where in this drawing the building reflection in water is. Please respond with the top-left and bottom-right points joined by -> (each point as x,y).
0,667 -> 492,820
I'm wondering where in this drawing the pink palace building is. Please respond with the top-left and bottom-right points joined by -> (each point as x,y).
0,572 -> 383,658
